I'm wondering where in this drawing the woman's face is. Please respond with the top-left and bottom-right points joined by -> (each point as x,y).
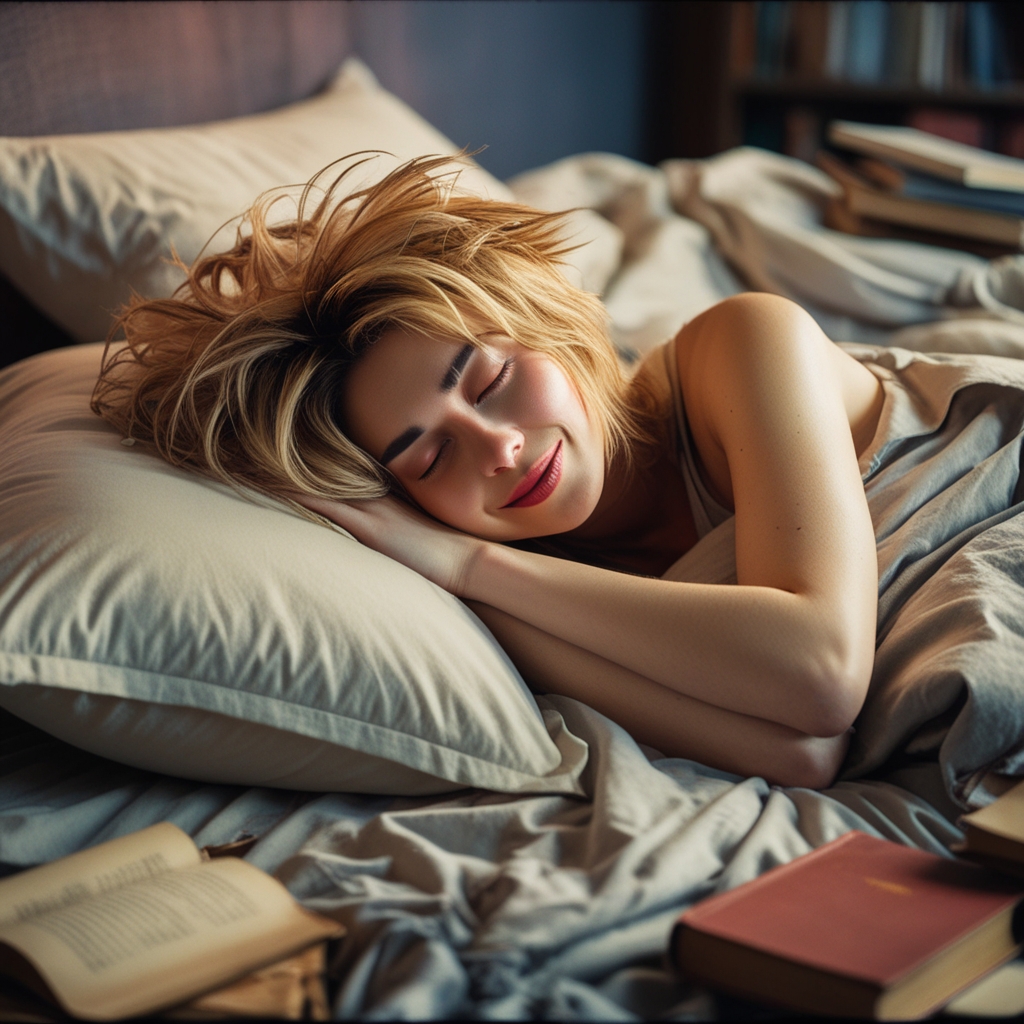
343,329 -> 606,540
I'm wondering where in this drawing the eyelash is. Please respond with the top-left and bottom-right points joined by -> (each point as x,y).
418,358 -> 514,481
476,357 -> 514,405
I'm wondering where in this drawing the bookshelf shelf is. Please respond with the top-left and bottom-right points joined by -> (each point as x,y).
649,2 -> 1024,164
736,78 -> 1024,109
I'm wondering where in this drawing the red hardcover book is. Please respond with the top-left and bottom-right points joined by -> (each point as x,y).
672,831 -> 1023,1020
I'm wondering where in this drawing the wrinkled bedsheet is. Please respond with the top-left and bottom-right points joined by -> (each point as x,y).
3,148 -> 1024,1020
511,147 -> 1024,360
0,704 -> 959,1021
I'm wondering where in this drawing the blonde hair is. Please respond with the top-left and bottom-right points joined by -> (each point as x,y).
92,154 -> 655,522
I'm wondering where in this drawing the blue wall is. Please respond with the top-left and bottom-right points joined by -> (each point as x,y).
352,0 -> 650,182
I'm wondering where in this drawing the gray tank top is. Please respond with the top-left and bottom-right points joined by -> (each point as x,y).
661,336 -> 733,539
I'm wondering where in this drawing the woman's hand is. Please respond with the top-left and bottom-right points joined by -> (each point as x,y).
298,494 -> 485,596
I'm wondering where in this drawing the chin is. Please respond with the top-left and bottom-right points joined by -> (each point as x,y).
500,495 -> 599,543
448,509 -> 573,544
432,467 -> 603,543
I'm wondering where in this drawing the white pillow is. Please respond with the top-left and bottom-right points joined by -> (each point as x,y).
0,344 -> 587,795
0,58 -> 513,344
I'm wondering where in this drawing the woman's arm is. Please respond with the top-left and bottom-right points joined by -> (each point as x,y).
458,294 -> 878,736
311,294 -> 879,738
467,600 -> 850,789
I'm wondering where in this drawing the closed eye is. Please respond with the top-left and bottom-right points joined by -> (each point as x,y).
419,438 -> 450,481
419,358 -> 513,481
476,358 -> 514,404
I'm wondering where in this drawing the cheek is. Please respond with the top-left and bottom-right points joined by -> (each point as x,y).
411,476 -> 487,534
518,360 -> 587,428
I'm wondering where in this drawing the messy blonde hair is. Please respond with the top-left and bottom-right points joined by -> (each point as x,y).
92,154 -> 653,520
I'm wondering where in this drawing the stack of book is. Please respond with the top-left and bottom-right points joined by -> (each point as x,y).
672,780 -> 1024,1020
818,120 -> 1024,256
740,1 -> 1016,91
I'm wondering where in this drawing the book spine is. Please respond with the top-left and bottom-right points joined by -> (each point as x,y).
671,924 -> 881,1019
789,1 -> 829,79
824,1 -> 850,80
730,2 -> 759,78
756,1 -> 791,79
966,1 -> 997,89
990,2 -> 1013,85
943,2 -> 965,90
784,106 -> 821,163
1000,120 -> 1024,161
846,1 -> 889,84
908,108 -> 984,149
884,2 -> 920,87
918,2 -> 948,90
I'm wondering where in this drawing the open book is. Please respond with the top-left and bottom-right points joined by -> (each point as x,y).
0,823 -> 342,1021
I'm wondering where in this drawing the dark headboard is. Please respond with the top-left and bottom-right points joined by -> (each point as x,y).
0,1 -> 353,136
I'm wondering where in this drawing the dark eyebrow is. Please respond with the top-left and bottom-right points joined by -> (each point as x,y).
440,344 -> 474,393
380,344 -> 473,466
380,426 -> 423,466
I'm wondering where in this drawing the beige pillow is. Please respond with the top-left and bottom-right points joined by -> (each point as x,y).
0,344 -> 587,795
0,58 -> 512,344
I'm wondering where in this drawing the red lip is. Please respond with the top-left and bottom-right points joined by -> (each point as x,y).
502,441 -> 563,509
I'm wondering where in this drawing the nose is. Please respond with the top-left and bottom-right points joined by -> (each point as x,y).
477,422 -> 523,476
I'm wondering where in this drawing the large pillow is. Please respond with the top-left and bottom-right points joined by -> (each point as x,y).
0,58 -> 512,345
0,344 -> 587,795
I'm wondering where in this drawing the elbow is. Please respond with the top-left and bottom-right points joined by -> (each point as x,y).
790,645 -> 871,739
771,731 -> 851,790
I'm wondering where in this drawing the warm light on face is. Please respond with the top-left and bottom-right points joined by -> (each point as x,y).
342,329 -> 606,540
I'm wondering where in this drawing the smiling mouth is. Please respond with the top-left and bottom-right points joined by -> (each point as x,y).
502,441 -> 563,509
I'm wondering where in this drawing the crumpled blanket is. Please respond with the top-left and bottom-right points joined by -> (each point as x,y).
0,704 -> 959,1021
666,347 -> 1024,809
510,147 -> 1024,358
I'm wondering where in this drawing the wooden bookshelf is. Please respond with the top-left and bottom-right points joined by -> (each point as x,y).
647,1 -> 1024,163
739,79 -> 1024,108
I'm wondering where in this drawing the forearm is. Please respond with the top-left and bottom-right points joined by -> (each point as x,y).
467,601 -> 849,788
462,542 -> 870,736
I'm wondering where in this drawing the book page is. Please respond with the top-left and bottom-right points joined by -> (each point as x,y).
0,858 -> 341,1021
0,823 -> 200,929
964,780 -> 1024,843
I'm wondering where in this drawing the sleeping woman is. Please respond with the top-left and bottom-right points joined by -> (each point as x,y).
92,155 -> 888,790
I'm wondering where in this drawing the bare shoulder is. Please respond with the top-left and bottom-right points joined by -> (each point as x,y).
675,293 -> 831,391
675,294 -> 883,461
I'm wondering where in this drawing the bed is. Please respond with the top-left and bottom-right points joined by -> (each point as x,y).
2,3 -> 1024,1020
